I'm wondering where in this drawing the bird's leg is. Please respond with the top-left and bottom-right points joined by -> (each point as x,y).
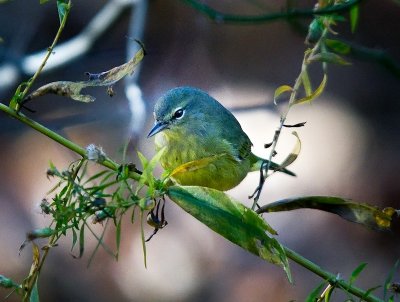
249,160 -> 270,210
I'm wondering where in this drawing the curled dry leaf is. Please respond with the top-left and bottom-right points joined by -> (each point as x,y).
22,44 -> 145,105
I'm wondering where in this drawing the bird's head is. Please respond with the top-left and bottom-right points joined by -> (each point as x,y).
147,87 -> 215,138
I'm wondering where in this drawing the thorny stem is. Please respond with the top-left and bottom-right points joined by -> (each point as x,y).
19,1 -> 71,106
251,26 -> 329,210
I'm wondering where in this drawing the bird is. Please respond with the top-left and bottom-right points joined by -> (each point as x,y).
147,87 -> 295,191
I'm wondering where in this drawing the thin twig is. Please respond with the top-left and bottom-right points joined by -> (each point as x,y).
251,27 -> 329,209
19,2 -> 71,104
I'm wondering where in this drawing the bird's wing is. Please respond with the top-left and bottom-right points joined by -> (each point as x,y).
215,110 -> 253,162
237,137 -> 252,161
169,153 -> 230,177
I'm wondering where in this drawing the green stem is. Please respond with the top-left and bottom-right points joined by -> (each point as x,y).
182,0 -> 365,24
19,1 -> 71,103
284,246 -> 383,302
0,103 -> 141,182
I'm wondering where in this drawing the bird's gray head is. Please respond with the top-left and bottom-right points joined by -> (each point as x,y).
147,87 -> 221,137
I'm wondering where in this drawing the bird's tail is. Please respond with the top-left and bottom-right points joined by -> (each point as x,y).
249,153 -> 296,177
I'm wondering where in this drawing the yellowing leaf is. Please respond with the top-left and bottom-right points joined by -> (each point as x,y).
275,131 -> 301,171
21,243 -> 41,301
293,74 -> 327,105
273,85 -> 293,105
257,196 -> 398,231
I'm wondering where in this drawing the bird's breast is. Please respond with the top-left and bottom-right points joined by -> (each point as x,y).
155,132 -> 202,169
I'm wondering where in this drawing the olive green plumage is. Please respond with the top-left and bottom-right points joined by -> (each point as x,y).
147,87 -> 294,191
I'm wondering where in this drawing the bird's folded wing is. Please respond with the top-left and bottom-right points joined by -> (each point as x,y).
170,153 -> 230,177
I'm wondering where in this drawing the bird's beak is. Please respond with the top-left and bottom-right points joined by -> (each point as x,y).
147,121 -> 168,138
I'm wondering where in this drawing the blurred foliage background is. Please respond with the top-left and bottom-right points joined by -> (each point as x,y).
0,0 -> 399,301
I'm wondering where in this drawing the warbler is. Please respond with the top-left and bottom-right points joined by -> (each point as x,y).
147,87 -> 295,191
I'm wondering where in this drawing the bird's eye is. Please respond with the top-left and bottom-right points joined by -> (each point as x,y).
173,108 -> 184,119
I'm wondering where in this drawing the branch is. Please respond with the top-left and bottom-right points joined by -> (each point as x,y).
0,103 -> 141,182
181,0 -> 365,24
284,247 -> 383,302
348,41 -> 400,77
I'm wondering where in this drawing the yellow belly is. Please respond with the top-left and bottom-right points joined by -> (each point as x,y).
155,132 -> 250,191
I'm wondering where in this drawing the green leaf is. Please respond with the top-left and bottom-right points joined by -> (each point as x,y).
140,211 -> 147,268
115,217 -> 122,260
362,285 -> 381,300
273,85 -> 293,104
350,262 -> 367,285
384,259 -> 400,300
78,223 -> 85,258
305,281 -> 326,302
9,83 -> 24,110
27,227 -> 54,240
137,152 -> 150,189
86,220 -> 116,265
350,4 -> 359,33
30,279 -> 40,302
167,186 -> 292,282
137,152 -> 152,195
306,18 -> 323,44
56,0 -> 70,24
0,275 -> 19,289
71,227 -> 77,251
83,169 -> 112,185
301,70 -> 313,97
293,74 -> 327,105
308,52 -> 351,65
137,147 -> 165,194
257,196 -> 398,231
325,39 -> 351,55
58,184 -> 69,198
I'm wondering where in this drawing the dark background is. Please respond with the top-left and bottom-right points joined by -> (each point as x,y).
0,1 -> 399,301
